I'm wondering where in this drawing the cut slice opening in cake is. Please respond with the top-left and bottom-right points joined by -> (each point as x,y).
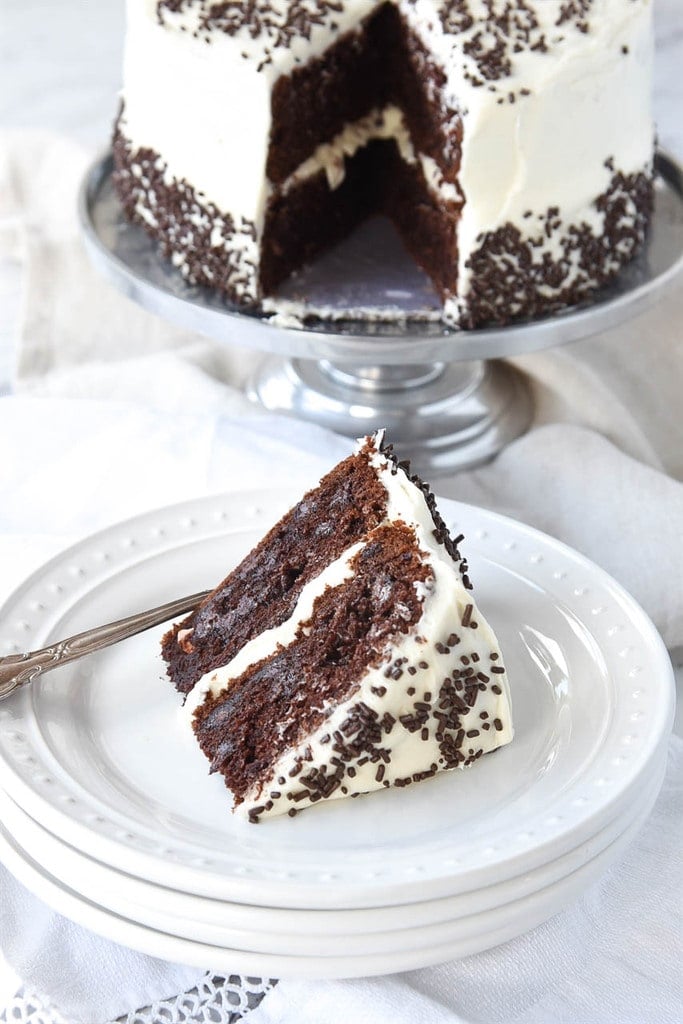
260,2 -> 464,302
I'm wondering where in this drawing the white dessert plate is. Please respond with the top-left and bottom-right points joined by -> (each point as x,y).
0,770 -> 661,976
0,491 -> 674,909
0,753 -> 666,955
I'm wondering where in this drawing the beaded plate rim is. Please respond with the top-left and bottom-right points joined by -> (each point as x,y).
0,490 -> 674,908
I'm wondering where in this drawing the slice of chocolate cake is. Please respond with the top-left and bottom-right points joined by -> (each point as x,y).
164,432 -> 513,821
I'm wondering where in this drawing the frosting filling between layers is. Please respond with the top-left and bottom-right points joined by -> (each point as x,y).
280,105 -> 416,193
161,443 -> 389,694
183,539 -> 368,716
278,103 -> 463,222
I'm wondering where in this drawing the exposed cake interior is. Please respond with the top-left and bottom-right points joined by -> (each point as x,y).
175,432 -> 513,821
260,2 -> 463,299
161,445 -> 388,694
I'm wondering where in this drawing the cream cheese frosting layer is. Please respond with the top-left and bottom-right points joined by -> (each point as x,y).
185,434 -> 513,820
281,105 -> 416,194
182,540 -> 368,720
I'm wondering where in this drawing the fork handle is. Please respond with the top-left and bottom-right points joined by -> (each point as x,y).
0,589 -> 210,700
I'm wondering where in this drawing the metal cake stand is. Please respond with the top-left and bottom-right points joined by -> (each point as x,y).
79,152 -> 683,474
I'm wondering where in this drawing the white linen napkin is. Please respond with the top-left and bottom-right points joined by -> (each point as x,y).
247,744 -> 683,1024
0,890 -> 202,1024
0,126 -> 682,1024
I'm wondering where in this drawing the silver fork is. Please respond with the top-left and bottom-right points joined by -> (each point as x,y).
0,590 -> 210,701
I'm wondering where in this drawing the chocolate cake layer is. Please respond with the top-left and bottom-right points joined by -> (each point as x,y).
379,144 -> 461,298
162,447 -> 388,694
267,5 -> 391,184
267,3 -> 461,184
261,137 -> 461,298
193,521 -> 430,804
261,144 -> 382,295
262,2 -> 463,296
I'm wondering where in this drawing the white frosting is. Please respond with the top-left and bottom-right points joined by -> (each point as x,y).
183,540 -> 366,720
119,0 -> 654,317
185,434 -> 513,819
282,105 -> 415,193
419,154 -> 462,207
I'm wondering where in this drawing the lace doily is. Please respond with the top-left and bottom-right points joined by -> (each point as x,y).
0,973 -> 275,1024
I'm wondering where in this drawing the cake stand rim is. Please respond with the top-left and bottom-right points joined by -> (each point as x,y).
78,150 -> 683,366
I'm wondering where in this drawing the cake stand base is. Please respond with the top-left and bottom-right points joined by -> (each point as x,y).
248,358 -> 533,473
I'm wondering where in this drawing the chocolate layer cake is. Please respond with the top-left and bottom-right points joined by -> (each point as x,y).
163,433 -> 513,821
113,0 -> 654,327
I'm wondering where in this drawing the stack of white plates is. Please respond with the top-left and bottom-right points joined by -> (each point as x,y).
0,492 -> 674,978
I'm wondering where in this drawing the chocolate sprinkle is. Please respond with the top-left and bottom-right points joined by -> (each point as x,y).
113,115 -> 260,307
158,0 -> 346,68
377,436 -> 470,575
463,165 -> 654,327
437,0 -> 549,88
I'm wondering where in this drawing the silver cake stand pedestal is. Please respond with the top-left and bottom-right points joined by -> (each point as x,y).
79,153 -> 683,475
